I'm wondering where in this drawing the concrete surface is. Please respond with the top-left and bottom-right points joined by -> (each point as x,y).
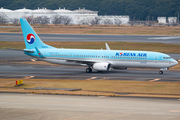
0,93 -> 180,120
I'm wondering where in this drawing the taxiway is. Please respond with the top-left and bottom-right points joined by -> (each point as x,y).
0,50 -> 179,82
0,62 -> 180,82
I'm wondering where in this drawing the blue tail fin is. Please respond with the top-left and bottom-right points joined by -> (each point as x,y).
20,18 -> 54,49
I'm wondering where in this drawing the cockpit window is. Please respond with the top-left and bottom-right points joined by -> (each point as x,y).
163,57 -> 171,59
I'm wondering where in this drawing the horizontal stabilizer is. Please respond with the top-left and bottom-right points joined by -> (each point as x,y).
24,49 -> 34,53
4,48 -> 34,53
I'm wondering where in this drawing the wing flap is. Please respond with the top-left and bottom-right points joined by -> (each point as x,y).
52,57 -> 98,65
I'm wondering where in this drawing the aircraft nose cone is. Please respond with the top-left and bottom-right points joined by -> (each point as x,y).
175,60 -> 178,65
172,59 -> 178,66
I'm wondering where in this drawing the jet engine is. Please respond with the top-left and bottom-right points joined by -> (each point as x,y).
93,62 -> 111,71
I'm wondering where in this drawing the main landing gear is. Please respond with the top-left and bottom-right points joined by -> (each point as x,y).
159,70 -> 163,74
86,67 -> 92,73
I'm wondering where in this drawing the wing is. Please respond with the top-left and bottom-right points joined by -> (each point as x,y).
47,57 -> 99,65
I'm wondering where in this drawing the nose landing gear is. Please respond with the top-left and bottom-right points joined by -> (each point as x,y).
159,68 -> 168,74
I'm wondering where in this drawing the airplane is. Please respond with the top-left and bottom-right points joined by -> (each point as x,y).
19,18 -> 178,74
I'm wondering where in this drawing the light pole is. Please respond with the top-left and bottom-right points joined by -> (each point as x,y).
178,13 -> 179,25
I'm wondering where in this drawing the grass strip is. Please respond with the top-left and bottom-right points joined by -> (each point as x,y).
1,25 -> 180,36
0,78 -> 180,98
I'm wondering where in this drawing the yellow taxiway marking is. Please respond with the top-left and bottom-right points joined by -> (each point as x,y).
149,78 -> 160,82
86,77 -> 97,80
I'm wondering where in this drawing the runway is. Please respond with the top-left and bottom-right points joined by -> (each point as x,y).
0,93 -> 180,120
1,33 -> 180,44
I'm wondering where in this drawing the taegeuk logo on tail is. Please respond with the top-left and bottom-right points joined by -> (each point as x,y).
26,33 -> 35,44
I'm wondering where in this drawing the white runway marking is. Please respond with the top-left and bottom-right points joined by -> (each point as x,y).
170,110 -> 180,113
86,77 -> 97,80
31,59 -> 36,62
148,36 -> 180,40
149,78 -> 160,82
24,76 -> 34,79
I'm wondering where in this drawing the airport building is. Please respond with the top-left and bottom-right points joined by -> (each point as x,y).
0,7 -> 130,25
99,15 -> 130,25
168,17 -> 177,24
157,17 -> 178,25
157,17 -> 167,24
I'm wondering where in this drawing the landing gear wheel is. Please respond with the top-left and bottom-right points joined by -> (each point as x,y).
159,71 -> 163,74
86,68 -> 92,73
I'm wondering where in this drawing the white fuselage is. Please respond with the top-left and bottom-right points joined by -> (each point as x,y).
26,48 -> 178,69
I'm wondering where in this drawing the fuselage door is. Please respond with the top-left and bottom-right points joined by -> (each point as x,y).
154,56 -> 158,63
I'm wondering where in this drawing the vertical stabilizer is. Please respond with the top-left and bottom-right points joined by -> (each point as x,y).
20,18 -> 54,49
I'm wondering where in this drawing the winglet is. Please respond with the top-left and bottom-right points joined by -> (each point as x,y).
35,47 -> 45,58
105,43 -> 111,50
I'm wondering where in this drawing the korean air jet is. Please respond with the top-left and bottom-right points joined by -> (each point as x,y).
20,18 -> 178,74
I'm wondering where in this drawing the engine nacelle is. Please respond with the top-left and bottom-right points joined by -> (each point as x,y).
93,62 -> 111,71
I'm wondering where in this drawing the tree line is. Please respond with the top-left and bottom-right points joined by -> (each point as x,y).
0,15 -> 73,25
0,15 -> 123,25
0,0 -> 180,20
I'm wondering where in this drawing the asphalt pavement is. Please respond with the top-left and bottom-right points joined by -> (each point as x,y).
1,33 -> 180,44
0,49 -> 179,82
